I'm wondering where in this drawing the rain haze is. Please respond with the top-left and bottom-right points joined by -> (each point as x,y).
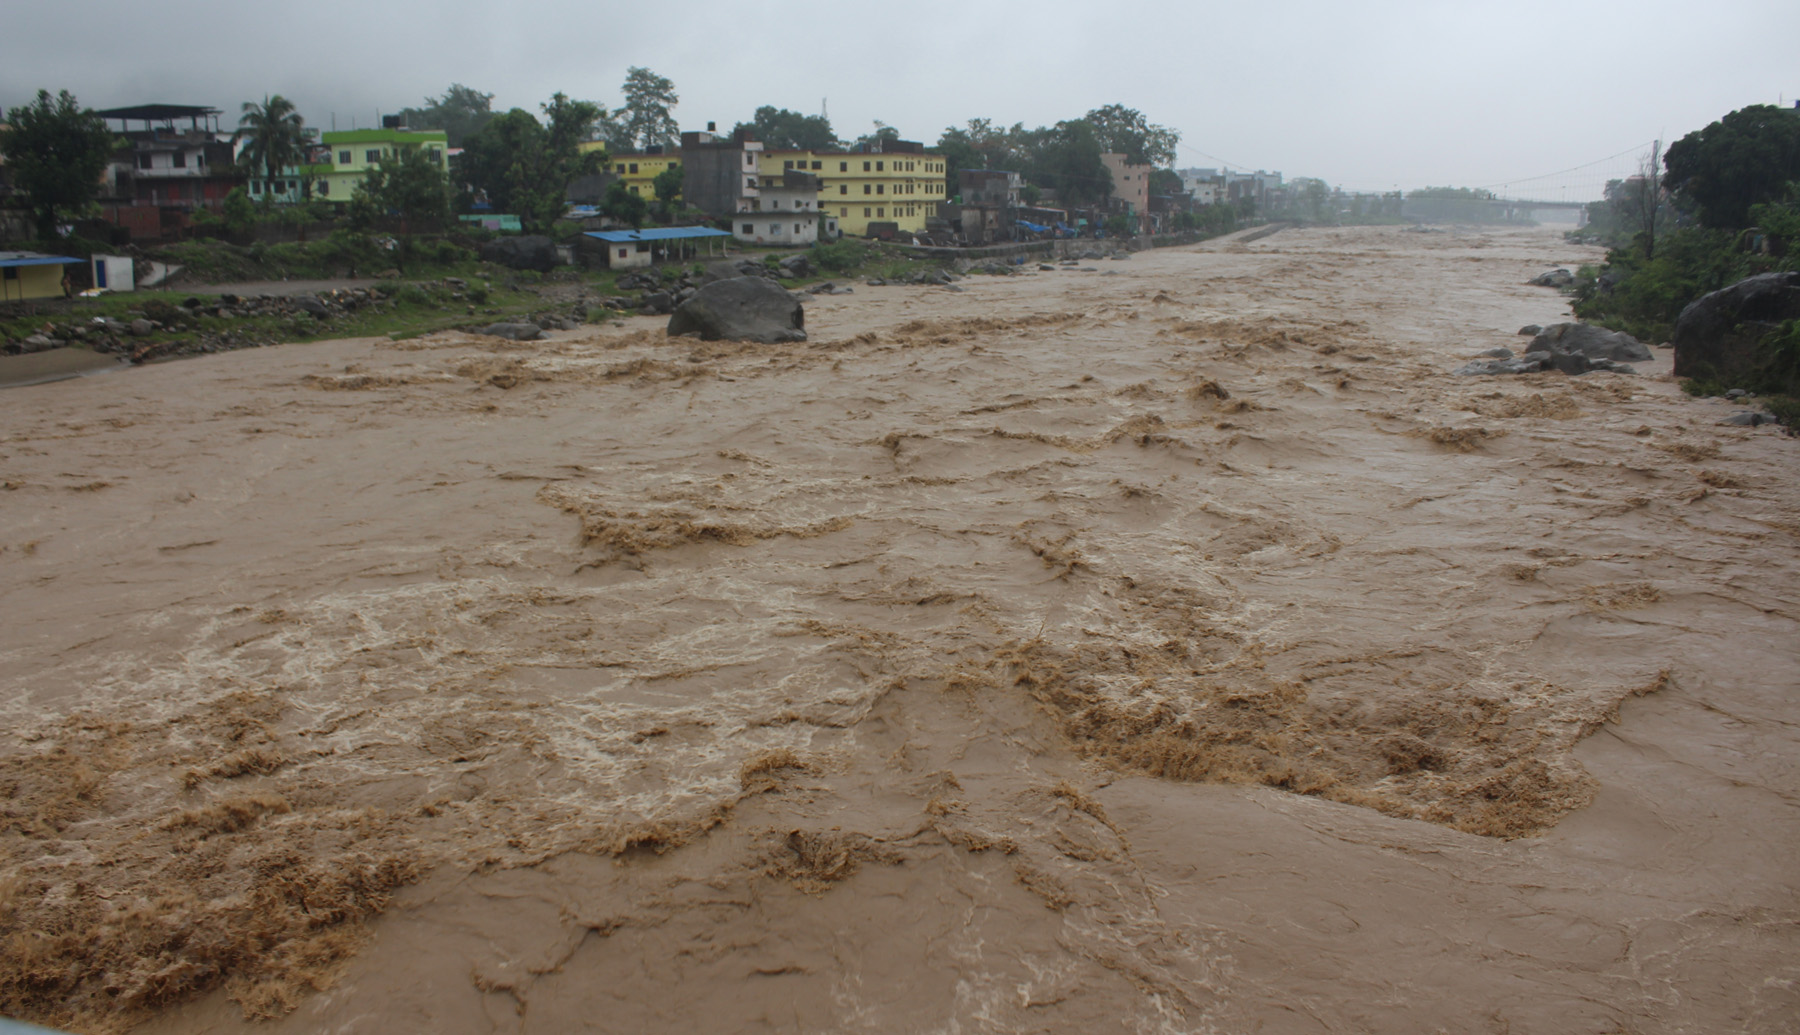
5,0 -> 1799,196
5,2 -> 1800,1034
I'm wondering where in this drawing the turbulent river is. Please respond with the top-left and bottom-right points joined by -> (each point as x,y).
2,224 -> 1795,1034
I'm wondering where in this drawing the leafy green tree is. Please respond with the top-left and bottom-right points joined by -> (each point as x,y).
1082,105 -> 1179,166
602,180 -> 647,228
1664,105 -> 1800,230
1149,168 -> 1183,196
615,67 -> 680,151
456,93 -> 605,233
0,89 -> 117,238
236,95 -> 312,198
848,121 -> 901,152
652,165 -> 684,207
936,119 -> 1032,197
733,106 -> 836,150
397,83 -> 495,147
221,187 -> 257,233
1020,120 -> 1111,208
352,145 -> 449,232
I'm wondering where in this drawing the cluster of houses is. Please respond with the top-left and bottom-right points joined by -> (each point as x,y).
0,101 -> 1302,291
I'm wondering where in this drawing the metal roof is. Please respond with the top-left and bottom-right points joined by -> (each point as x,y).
584,227 -> 733,243
0,251 -> 82,268
93,104 -> 221,121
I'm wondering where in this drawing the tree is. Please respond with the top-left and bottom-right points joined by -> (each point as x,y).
1149,168 -> 1183,196
602,180 -> 647,228
652,165 -> 683,207
848,121 -> 900,152
0,89 -> 117,238
615,67 -> 679,151
1082,104 -> 1179,166
397,84 -> 495,147
733,106 -> 836,150
1020,120 -> 1111,208
352,145 -> 449,232
236,95 -> 312,199
1664,105 -> 1800,230
456,93 -> 605,233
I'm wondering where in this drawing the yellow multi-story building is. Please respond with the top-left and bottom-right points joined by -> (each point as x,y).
577,143 -> 681,200
757,143 -> 946,237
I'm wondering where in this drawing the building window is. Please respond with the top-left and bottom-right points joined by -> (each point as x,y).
876,184 -> 884,195
811,161 -> 821,170
863,161 -> 870,172
630,185 -> 639,194
618,248 -> 629,258
864,207 -> 870,216
876,161 -> 884,172
339,150 -> 351,164
839,184 -> 847,195
366,150 -> 380,163
784,160 -> 793,170
319,181 -> 329,196
771,224 -> 782,234
173,152 -> 186,169
629,163 -> 639,173
840,207 -> 848,216
616,164 -> 625,173
741,224 -> 754,234
249,182 -> 262,195
840,161 -> 848,172
877,207 -> 884,217
863,184 -> 871,195
137,154 -> 152,169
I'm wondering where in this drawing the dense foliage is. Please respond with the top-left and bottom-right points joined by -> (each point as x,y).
351,145 -> 450,231
396,84 -> 495,148
1570,105 -> 1800,408
456,94 -> 604,233
732,106 -> 837,151
1663,105 -> 1800,230
1,89 -> 117,238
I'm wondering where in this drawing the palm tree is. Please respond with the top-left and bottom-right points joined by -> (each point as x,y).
235,95 -> 308,200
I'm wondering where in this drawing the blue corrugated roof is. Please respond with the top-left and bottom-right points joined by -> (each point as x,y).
0,252 -> 81,268
584,227 -> 733,243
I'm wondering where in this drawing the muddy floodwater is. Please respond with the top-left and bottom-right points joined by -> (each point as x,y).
2,225 -> 1795,1034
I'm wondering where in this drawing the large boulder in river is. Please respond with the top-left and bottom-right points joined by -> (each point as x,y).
1672,272 -> 1800,385
1527,322 -> 1652,373
479,235 -> 558,272
668,275 -> 806,343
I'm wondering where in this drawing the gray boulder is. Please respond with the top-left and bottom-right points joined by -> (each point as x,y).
1518,324 -> 1542,336
1478,347 -> 1515,359
1527,322 -> 1652,373
479,322 -> 543,341
479,235 -> 558,272
1672,272 -> 1800,385
1529,268 -> 1574,287
668,275 -> 806,343
292,295 -> 330,319
777,253 -> 811,277
640,291 -> 674,315
1457,353 -> 1550,376
129,319 -> 154,337
1718,411 -> 1776,427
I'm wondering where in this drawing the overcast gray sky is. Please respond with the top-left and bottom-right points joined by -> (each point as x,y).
5,0 -> 1797,199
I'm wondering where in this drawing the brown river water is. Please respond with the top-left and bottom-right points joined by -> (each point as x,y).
1,225 -> 1795,1034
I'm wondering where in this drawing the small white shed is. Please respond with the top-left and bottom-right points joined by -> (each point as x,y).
91,254 -> 135,293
